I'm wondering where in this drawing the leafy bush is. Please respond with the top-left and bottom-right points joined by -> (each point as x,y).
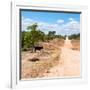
69,33 -> 80,40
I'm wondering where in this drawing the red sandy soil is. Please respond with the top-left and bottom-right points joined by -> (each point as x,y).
21,39 -> 80,79
43,39 -> 80,77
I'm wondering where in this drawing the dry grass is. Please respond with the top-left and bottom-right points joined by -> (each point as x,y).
71,40 -> 80,51
21,43 -> 61,79
30,52 -> 59,78
21,39 -> 65,79
50,38 -> 65,47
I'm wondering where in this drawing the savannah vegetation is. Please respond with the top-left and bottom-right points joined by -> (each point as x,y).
69,33 -> 80,40
21,23 -> 80,52
69,33 -> 80,50
21,23 -> 80,79
21,23 -> 65,52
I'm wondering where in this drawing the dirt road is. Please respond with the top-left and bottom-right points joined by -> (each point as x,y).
43,39 -> 80,77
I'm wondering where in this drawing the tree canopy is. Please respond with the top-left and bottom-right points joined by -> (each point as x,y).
21,23 -> 45,51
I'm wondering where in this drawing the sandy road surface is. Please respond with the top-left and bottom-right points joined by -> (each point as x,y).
43,39 -> 80,77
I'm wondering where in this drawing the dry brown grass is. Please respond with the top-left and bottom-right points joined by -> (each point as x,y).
21,39 -> 65,79
31,52 -> 59,78
71,40 -> 80,51
50,38 -> 65,47
21,42 -> 61,79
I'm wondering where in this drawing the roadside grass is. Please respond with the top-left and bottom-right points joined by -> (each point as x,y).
21,39 -> 65,79
71,40 -> 80,51
21,50 -> 60,78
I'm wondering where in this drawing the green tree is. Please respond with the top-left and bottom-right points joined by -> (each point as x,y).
21,31 -> 26,48
48,31 -> 56,40
21,23 -> 45,52
21,31 -> 31,51
27,23 -> 45,47
24,32 -> 31,48
27,23 -> 38,48
69,33 -> 80,40
27,23 -> 38,31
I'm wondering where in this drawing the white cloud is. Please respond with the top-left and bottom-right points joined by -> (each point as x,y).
22,17 -> 80,35
57,19 -> 64,24
62,19 -> 80,35
21,17 -> 36,31
38,22 -> 60,34
69,18 -> 74,21
64,19 -> 80,30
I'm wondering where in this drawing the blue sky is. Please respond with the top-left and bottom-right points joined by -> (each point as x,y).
21,10 -> 80,35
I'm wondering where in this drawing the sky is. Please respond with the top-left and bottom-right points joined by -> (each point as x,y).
21,9 -> 80,36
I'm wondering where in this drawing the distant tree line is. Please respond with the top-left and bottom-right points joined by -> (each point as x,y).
68,33 -> 80,40
21,23 -> 80,51
21,23 -> 65,51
